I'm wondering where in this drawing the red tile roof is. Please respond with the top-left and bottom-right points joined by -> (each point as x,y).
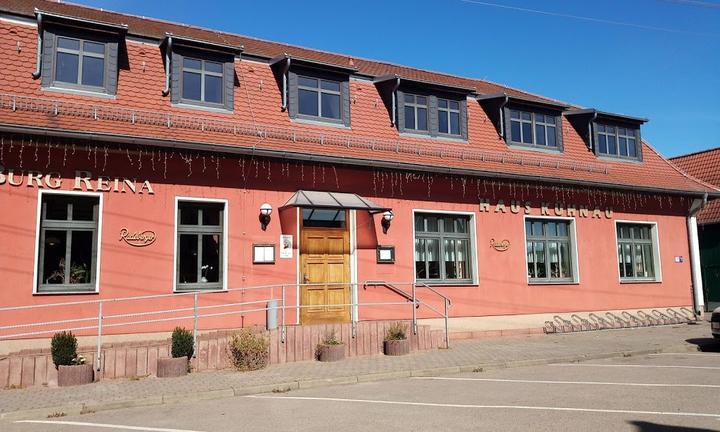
670,148 -> 720,224
0,0 -> 716,198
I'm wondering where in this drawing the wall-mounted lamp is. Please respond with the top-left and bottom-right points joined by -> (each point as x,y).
259,203 -> 272,231
381,210 -> 394,234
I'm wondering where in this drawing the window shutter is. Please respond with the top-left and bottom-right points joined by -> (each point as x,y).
591,122 -> 599,155
342,80 -> 351,127
502,106 -> 512,142
396,90 -> 405,132
105,40 -> 119,95
40,29 -> 55,87
636,129 -> 643,161
459,98 -> 468,140
287,71 -> 298,119
170,51 -> 182,104
429,95 -> 439,136
223,59 -> 235,111
556,114 -> 564,152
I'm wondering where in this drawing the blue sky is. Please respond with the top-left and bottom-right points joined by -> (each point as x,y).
76,0 -> 719,157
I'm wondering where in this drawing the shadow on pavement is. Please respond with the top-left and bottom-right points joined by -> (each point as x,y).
629,421 -> 718,432
685,338 -> 720,352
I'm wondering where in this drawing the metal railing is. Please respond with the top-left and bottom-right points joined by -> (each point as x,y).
0,281 -> 451,370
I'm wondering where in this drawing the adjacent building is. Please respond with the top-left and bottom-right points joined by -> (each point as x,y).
0,1 -> 717,340
671,148 -> 720,311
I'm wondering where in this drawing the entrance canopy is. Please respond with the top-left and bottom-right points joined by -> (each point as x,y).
281,190 -> 391,214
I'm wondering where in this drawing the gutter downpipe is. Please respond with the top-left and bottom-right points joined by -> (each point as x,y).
588,111 -> 598,151
390,77 -> 400,126
161,35 -> 172,96
31,12 -> 43,79
498,94 -> 509,139
688,193 -> 708,318
281,57 -> 291,111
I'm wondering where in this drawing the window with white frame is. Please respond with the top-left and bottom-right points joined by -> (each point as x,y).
37,194 -> 100,293
176,201 -> 225,291
525,218 -> 574,283
414,213 -> 472,284
617,223 -> 657,281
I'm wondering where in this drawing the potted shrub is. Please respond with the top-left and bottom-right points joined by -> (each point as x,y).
228,328 -> 270,371
316,329 -> 345,362
157,327 -> 194,378
52,331 -> 94,387
383,322 -> 410,356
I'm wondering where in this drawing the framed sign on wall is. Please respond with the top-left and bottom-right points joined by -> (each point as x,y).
253,244 -> 275,264
376,245 -> 395,263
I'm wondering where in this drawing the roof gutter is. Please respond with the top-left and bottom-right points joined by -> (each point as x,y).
687,192 -> 708,317
161,35 -> 172,97
0,124 -> 715,199
31,11 -> 43,80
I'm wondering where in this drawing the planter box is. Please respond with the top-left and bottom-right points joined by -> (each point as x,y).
383,339 -> 410,356
58,363 -> 94,387
317,344 -> 345,362
157,356 -> 188,378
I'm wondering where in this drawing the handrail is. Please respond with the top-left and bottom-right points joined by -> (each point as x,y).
0,281 -> 453,367
413,282 -> 453,307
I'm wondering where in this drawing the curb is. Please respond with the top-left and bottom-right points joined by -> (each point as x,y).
0,343 -> 702,421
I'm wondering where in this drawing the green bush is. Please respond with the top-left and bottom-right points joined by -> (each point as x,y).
51,331 -> 78,368
171,327 -> 194,359
384,322 -> 408,341
321,329 -> 343,346
228,329 -> 269,371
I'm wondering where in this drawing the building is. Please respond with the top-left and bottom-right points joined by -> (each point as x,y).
0,0 -> 717,343
671,148 -> 720,311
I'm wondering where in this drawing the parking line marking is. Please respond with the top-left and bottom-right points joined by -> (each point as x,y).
246,395 -> 720,418
14,420 -> 206,432
412,377 -> 720,388
550,364 -> 720,370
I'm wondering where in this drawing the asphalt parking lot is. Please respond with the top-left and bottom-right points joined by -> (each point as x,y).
4,350 -> 720,432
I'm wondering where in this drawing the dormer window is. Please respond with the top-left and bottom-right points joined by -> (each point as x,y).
298,76 -> 342,120
438,98 -> 461,136
509,110 -> 558,148
34,11 -> 126,96
163,35 -> 240,112
596,124 -> 639,159
403,94 -> 429,132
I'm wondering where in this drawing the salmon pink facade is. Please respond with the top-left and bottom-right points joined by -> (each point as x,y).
0,1 -> 717,343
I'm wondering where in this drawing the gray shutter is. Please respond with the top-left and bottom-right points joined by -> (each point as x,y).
287,71 -> 298,119
429,95 -> 438,137
171,51 -> 182,104
459,98 -> 468,140
636,129 -> 643,161
40,29 -> 55,87
396,90 -> 405,132
106,40 -> 119,95
223,59 -> 235,111
342,79 -> 351,127
502,106 -> 512,142
591,122 -> 599,155
556,114 -> 564,152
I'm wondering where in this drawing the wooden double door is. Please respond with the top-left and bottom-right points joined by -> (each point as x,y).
300,212 -> 351,324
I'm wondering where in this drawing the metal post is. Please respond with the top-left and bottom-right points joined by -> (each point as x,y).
192,293 -> 198,358
444,298 -> 450,349
411,283 -> 417,335
95,300 -> 103,371
281,285 -> 286,343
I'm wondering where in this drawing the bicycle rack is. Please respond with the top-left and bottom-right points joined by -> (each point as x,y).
637,310 -> 657,326
543,321 -> 557,334
571,314 -> 591,331
678,307 -> 697,322
606,312 -> 629,328
554,315 -> 573,333
651,309 -> 672,325
621,311 -> 643,327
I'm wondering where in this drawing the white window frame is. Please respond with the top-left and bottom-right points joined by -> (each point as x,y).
411,209 -> 478,286
32,189 -> 104,295
522,215 -> 580,285
173,196 -> 229,293
613,220 -> 662,283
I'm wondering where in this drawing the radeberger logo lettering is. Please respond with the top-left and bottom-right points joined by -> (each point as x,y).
119,228 -> 157,247
490,238 -> 510,252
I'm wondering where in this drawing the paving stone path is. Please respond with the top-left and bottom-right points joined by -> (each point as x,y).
0,322 -> 713,419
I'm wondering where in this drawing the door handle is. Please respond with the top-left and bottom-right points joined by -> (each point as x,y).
303,275 -> 309,284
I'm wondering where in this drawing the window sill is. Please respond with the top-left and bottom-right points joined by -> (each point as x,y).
619,279 -> 662,284
400,132 -> 467,144
173,102 -> 233,114
528,280 -> 579,286
42,86 -> 115,99
292,117 -> 349,129
415,281 -> 478,287
174,288 -> 227,293
507,142 -> 562,154
34,290 -> 99,296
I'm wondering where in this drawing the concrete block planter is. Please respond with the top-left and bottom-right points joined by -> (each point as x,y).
58,363 -> 94,387
383,339 -> 410,356
156,357 -> 188,378
317,344 -> 345,362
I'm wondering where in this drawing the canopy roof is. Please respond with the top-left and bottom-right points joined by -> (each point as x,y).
282,190 -> 390,214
